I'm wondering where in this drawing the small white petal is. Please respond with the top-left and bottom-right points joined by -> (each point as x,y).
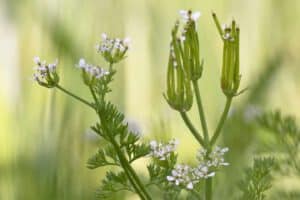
179,10 -> 188,15
78,58 -> 86,68
207,172 -> 215,177
180,36 -> 186,42
150,140 -> 157,148
187,182 -> 193,190
33,56 -> 40,64
167,176 -> 175,181
191,12 -> 201,21
123,37 -> 131,47
101,33 -> 107,40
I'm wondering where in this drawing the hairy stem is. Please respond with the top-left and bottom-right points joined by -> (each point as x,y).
180,112 -> 205,147
55,85 -> 94,108
192,80 -> 209,145
210,97 -> 232,146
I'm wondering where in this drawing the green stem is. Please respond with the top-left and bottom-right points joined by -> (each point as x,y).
110,137 -> 151,200
89,86 -> 98,105
205,178 -> 213,200
210,97 -> 232,146
180,112 -> 206,147
55,85 -> 94,108
192,80 -> 209,145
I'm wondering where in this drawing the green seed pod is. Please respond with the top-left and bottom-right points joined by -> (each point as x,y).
213,13 -> 241,97
181,20 -> 202,81
164,22 -> 193,112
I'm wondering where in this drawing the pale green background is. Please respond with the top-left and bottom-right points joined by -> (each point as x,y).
1,0 -> 300,199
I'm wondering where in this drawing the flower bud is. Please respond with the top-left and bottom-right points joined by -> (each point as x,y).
164,22 -> 193,112
213,13 -> 241,97
32,57 -> 59,88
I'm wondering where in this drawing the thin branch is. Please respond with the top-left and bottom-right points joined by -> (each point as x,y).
210,97 -> 232,146
55,84 -> 94,108
180,112 -> 206,147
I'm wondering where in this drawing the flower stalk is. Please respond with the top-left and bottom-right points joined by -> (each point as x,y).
33,9 -> 243,200
164,11 -> 242,200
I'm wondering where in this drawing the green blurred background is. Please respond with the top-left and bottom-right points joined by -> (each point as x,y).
1,0 -> 300,199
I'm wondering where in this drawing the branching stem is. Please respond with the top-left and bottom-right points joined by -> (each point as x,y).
180,112 -> 206,147
192,80 -> 210,145
55,84 -> 94,108
210,97 -> 232,146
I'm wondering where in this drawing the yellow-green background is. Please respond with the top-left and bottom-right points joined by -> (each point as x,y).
1,0 -> 300,199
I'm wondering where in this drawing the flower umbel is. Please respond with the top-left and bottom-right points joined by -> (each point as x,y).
167,164 -> 194,190
149,139 -> 178,160
78,59 -> 109,78
33,56 -> 59,88
197,146 -> 229,167
96,33 -> 131,64
166,145 -> 229,190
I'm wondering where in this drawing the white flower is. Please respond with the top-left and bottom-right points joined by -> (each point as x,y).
96,33 -> 130,54
33,56 -> 41,64
78,58 -> 86,68
179,10 -> 201,22
149,139 -> 178,160
187,182 -> 194,190
166,176 -> 175,181
123,37 -> 131,48
207,146 -> 230,167
180,35 -> 186,42
223,32 -> 231,40
101,33 -> 107,40
191,12 -> 201,21
179,10 -> 189,21
48,59 -> 58,72
167,164 -> 194,189
197,146 -> 229,168
76,59 -> 109,79
192,164 -> 215,179
32,57 -> 58,83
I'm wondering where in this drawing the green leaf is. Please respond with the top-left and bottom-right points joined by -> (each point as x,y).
96,171 -> 133,199
238,157 -> 275,200
87,145 -> 119,169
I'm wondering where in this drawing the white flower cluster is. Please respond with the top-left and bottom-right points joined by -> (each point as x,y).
167,164 -> 194,190
197,146 -> 229,167
149,139 -> 179,160
96,33 -> 131,54
179,10 -> 201,23
166,146 -> 229,190
33,56 -> 58,82
166,163 -> 216,190
77,58 -> 109,79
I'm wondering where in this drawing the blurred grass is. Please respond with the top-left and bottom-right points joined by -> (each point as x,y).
1,0 -> 300,199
